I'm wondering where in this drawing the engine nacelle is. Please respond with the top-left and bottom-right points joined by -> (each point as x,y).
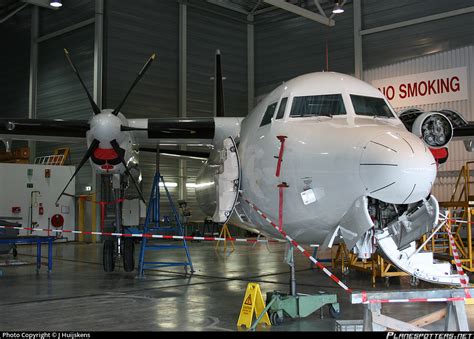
411,112 -> 453,148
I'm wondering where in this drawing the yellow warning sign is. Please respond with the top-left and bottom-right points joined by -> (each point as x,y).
237,283 -> 271,329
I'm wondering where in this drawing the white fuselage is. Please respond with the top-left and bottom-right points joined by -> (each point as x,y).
198,72 -> 437,244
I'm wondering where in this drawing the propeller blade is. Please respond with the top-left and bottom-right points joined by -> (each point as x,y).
63,49 -> 101,115
215,49 -> 225,117
121,126 -> 148,132
110,139 -> 147,204
112,53 -> 156,116
55,139 -> 100,205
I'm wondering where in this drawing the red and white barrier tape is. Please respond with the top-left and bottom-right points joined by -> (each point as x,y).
241,195 -> 352,294
445,224 -> 471,296
360,290 -> 467,304
0,225 -> 284,244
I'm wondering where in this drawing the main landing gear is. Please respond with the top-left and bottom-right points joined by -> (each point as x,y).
102,173 -> 136,273
103,237 -> 135,273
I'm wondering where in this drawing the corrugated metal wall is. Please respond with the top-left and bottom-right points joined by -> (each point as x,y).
361,0 -> 474,69
105,0 -> 180,219
36,2 -> 95,195
364,46 -> 474,202
0,6 -> 31,120
187,3 -> 248,117
106,0 -> 247,222
186,2 -> 247,221
254,2 -> 354,97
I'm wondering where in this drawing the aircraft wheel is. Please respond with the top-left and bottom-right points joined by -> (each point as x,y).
329,304 -> 341,319
103,239 -> 115,272
122,238 -> 135,272
12,247 -> 17,258
270,312 -> 283,326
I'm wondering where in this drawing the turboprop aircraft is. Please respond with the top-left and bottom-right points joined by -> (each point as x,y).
1,49 -> 473,285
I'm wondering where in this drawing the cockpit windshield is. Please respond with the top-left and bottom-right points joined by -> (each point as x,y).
290,94 -> 346,118
350,95 -> 394,118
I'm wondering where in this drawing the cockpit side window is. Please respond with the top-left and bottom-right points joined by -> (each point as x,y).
260,102 -> 278,127
351,95 -> 394,118
275,97 -> 288,120
290,94 -> 346,118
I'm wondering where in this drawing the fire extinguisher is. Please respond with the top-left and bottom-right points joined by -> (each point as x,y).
39,203 -> 44,216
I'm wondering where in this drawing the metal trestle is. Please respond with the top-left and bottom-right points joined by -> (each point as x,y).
137,171 -> 194,278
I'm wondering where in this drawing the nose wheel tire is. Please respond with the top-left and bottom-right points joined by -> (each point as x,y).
270,312 -> 283,326
122,238 -> 135,272
103,239 -> 115,272
329,304 -> 341,319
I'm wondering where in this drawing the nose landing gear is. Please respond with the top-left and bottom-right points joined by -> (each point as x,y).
264,244 -> 341,326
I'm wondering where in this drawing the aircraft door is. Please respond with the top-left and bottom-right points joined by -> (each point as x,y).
212,136 -> 241,223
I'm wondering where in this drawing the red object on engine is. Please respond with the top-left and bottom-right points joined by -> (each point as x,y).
94,148 -> 118,160
39,203 -> 44,215
429,147 -> 449,165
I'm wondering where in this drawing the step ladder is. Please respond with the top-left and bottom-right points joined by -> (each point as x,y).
137,171 -> 194,278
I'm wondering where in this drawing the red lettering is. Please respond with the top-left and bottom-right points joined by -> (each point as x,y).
440,78 -> 450,93
450,76 -> 460,92
428,80 -> 436,95
399,84 -> 407,99
418,81 -> 427,96
386,85 -> 395,100
407,83 -> 417,97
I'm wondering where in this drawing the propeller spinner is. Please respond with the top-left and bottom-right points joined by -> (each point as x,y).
55,49 -> 155,205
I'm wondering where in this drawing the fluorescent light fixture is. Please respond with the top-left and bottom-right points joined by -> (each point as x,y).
186,182 -> 214,188
332,2 -> 344,14
159,182 -> 177,188
50,0 -> 62,8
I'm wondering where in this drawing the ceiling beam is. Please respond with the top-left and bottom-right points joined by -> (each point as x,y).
206,0 -> 250,15
263,0 -> 335,26
361,6 -> 474,36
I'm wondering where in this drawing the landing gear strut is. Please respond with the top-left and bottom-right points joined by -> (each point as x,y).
102,173 -> 136,273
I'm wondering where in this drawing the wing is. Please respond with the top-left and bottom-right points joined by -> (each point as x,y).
0,118 -> 89,143
125,117 -> 243,147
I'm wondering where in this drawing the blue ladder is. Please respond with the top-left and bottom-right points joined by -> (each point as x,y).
137,171 -> 194,278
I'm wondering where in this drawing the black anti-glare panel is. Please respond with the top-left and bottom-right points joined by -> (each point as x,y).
147,118 -> 215,140
0,119 -> 89,138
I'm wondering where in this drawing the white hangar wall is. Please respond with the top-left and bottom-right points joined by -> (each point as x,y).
364,45 -> 474,202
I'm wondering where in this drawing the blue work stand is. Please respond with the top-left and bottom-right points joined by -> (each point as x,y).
0,236 -> 55,273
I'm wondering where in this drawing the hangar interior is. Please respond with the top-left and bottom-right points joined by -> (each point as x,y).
1,0 -> 474,332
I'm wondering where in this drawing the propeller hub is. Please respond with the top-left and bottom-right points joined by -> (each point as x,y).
90,110 -> 122,145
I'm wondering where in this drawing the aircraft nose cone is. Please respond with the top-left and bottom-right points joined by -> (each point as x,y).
359,131 -> 437,204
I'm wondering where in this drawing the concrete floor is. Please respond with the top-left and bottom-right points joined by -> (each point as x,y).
0,240 -> 473,332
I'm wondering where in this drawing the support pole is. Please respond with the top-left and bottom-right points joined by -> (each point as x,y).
247,14 -> 255,112
28,5 -> 38,163
353,0 -> 363,79
286,244 -> 296,297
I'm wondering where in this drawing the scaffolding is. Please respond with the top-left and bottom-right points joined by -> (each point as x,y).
34,147 -> 70,166
429,161 -> 474,272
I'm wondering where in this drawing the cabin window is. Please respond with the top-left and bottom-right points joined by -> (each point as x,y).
351,95 -> 394,118
290,94 -> 346,117
275,98 -> 288,120
260,102 -> 278,127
